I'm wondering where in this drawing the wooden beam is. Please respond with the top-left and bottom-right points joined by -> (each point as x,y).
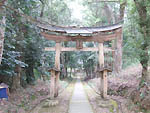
54,42 -> 61,97
45,47 -> 114,52
41,28 -> 121,42
38,22 -> 122,33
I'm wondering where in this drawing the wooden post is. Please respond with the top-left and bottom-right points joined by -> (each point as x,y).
76,40 -> 83,49
50,70 -> 55,99
98,43 -> 108,98
102,70 -> 108,98
98,43 -> 104,68
54,42 -> 61,97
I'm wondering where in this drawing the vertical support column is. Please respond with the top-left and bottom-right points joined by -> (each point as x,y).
54,42 -> 61,97
98,43 -> 104,68
98,43 -> 107,98
50,70 -> 55,99
102,70 -> 108,98
76,40 -> 83,49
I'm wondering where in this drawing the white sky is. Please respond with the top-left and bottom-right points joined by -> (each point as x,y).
65,0 -> 86,21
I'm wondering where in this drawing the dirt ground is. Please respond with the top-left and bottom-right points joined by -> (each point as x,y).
0,78 -> 73,113
83,65 -> 146,113
83,82 -> 137,113
1,65 -> 149,113
31,79 -> 75,113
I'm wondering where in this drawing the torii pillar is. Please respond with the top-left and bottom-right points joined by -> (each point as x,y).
98,43 -> 107,98
54,42 -> 61,97
49,42 -> 61,99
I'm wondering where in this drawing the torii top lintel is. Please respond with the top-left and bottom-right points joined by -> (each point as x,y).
37,22 -> 122,43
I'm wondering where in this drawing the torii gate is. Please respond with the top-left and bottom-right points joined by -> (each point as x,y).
37,23 -> 122,99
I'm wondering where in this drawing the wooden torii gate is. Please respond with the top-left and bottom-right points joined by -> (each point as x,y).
38,23 -> 122,99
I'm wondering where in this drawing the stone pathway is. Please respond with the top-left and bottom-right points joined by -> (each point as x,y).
69,78 -> 94,113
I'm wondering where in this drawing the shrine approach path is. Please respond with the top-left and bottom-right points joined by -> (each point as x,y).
68,77 -> 93,113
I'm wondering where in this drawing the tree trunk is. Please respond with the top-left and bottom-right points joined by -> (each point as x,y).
11,66 -> 21,91
70,67 -> 72,77
0,0 -> 6,64
64,42 -> 68,77
40,1 -> 45,17
113,1 -> 126,73
139,34 -> 150,81
85,69 -> 88,77
90,66 -> 93,79
64,52 -> 69,78
114,29 -> 123,73
134,0 -> 150,82
60,53 -> 66,79
26,65 -> 35,84
65,66 -> 68,77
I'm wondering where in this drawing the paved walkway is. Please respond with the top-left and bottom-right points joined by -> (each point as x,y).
68,78 -> 93,113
